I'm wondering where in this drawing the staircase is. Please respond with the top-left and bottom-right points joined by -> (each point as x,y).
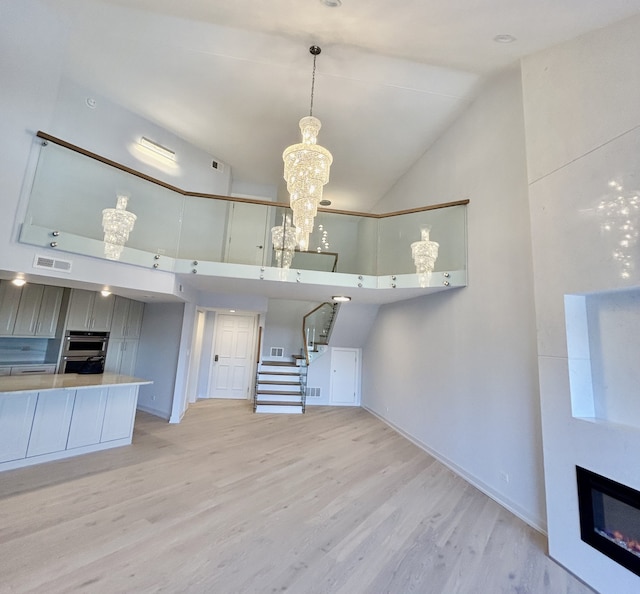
254,356 -> 307,414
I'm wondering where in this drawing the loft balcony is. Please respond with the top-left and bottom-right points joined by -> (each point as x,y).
18,132 -> 468,304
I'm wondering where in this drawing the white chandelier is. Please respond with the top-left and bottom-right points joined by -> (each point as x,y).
271,213 -> 297,270
102,194 -> 137,260
283,45 -> 333,252
411,226 -> 439,287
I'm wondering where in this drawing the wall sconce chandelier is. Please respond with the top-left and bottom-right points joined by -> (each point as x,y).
411,226 -> 439,287
102,195 -> 137,260
283,45 -> 333,252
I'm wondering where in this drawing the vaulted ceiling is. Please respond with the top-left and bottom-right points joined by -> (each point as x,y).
52,0 -> 640,212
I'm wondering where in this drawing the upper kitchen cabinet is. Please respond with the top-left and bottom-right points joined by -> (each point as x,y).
66,289 -> 114,331
110,297 -> 144,339
0,282 -> 64,338
0,281 -> 22,335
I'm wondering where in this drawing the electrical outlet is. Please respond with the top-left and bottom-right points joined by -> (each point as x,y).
500,471 -> 510,483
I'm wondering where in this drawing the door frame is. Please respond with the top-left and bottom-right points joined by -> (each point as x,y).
206,310 -> 260,401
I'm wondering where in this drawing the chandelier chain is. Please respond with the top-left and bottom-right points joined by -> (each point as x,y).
309,52 -> 317,117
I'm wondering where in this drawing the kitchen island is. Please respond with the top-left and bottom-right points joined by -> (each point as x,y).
0,372 -> 152,472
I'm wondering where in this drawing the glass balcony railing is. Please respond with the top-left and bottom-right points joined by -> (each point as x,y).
20,132 -> 468,289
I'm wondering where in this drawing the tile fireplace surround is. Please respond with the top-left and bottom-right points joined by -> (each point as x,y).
540,288 -> 640,593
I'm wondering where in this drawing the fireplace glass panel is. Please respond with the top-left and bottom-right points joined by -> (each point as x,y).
577,466 -> 640,577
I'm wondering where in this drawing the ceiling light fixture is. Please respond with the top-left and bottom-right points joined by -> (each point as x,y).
283,45 -> 333,252
319,0 -> 342,6
332,295 -> 351,302
493,34 -> 516,43
271,213 -> 297,272
100,289 -> 111,297
102,195 -> 137,260
139,137 -> 176,161
12,278 -> 26,287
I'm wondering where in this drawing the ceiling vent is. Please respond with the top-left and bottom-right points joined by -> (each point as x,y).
33,254 -> 72,273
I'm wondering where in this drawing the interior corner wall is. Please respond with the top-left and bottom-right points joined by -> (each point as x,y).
262,299 -> 320,359
136,302 -> 185,419
361,67 -> 544,529
521,13 -> 640,593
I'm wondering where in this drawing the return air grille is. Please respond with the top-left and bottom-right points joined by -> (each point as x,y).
33,254 -> 72,272
270,347 -> 284,357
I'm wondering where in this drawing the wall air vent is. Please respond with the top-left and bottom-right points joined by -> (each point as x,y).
308,387 -> 321,398
33,254 -> 72,273
270,347 -> 284,358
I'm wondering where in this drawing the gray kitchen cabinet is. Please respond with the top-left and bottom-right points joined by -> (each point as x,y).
110,297 -> 144,339
35,286 -> 64,336
0,281 -> 23,335
12,285 -> 63,337
67,289 -> 114,331
105,338 -> 139,376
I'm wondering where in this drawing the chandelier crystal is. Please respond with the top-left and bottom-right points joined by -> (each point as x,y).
411,226 -> 439,287
271,213 -> 298,270
283,46 -> 332,252
102,195 -> 137,260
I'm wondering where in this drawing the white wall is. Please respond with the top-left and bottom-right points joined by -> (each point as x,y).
262,299 -> 320,358
136,302 -> 185,419
362,68 -> 544,529
522,14 -> 640,592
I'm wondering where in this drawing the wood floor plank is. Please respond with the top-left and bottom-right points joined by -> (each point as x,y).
0,400 -> 594,593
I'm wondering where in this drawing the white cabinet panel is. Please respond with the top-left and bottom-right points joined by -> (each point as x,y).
67,388 -> 108,449
0,392 -> 38,462
0,281 -> 23,335
101,386 -> 137,442
27,389 -> 75,457
13,284 -> 44,335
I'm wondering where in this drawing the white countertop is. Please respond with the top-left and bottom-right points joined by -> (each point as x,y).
0,372 -> 152,394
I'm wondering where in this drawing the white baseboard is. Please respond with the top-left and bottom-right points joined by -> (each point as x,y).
362,405 -> 547,535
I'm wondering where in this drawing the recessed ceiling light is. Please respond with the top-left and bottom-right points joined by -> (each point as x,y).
86,97 -> 97,109
493,34 -> 516,44
100,289 -> 111,297
319,199 -> 332,206
319,0 -> 342,6
332,295 -> 351,302
12,278 -> 26,287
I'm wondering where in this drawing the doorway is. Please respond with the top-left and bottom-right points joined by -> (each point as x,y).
208,313 -> 259,400
329,347 -> 361,406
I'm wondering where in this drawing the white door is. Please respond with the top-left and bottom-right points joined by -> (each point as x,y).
330,347 -> 361,406
224,202 -> 269,265
210,314 -> 257,399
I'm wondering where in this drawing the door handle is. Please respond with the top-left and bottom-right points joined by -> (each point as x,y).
214,354 -> 219,362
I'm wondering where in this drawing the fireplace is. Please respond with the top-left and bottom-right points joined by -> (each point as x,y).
576,466 -> 640,577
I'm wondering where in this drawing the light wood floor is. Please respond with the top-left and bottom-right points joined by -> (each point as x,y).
0,400 -> 594,594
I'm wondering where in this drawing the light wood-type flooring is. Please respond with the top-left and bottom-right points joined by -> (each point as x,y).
0,400 -> 594,594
